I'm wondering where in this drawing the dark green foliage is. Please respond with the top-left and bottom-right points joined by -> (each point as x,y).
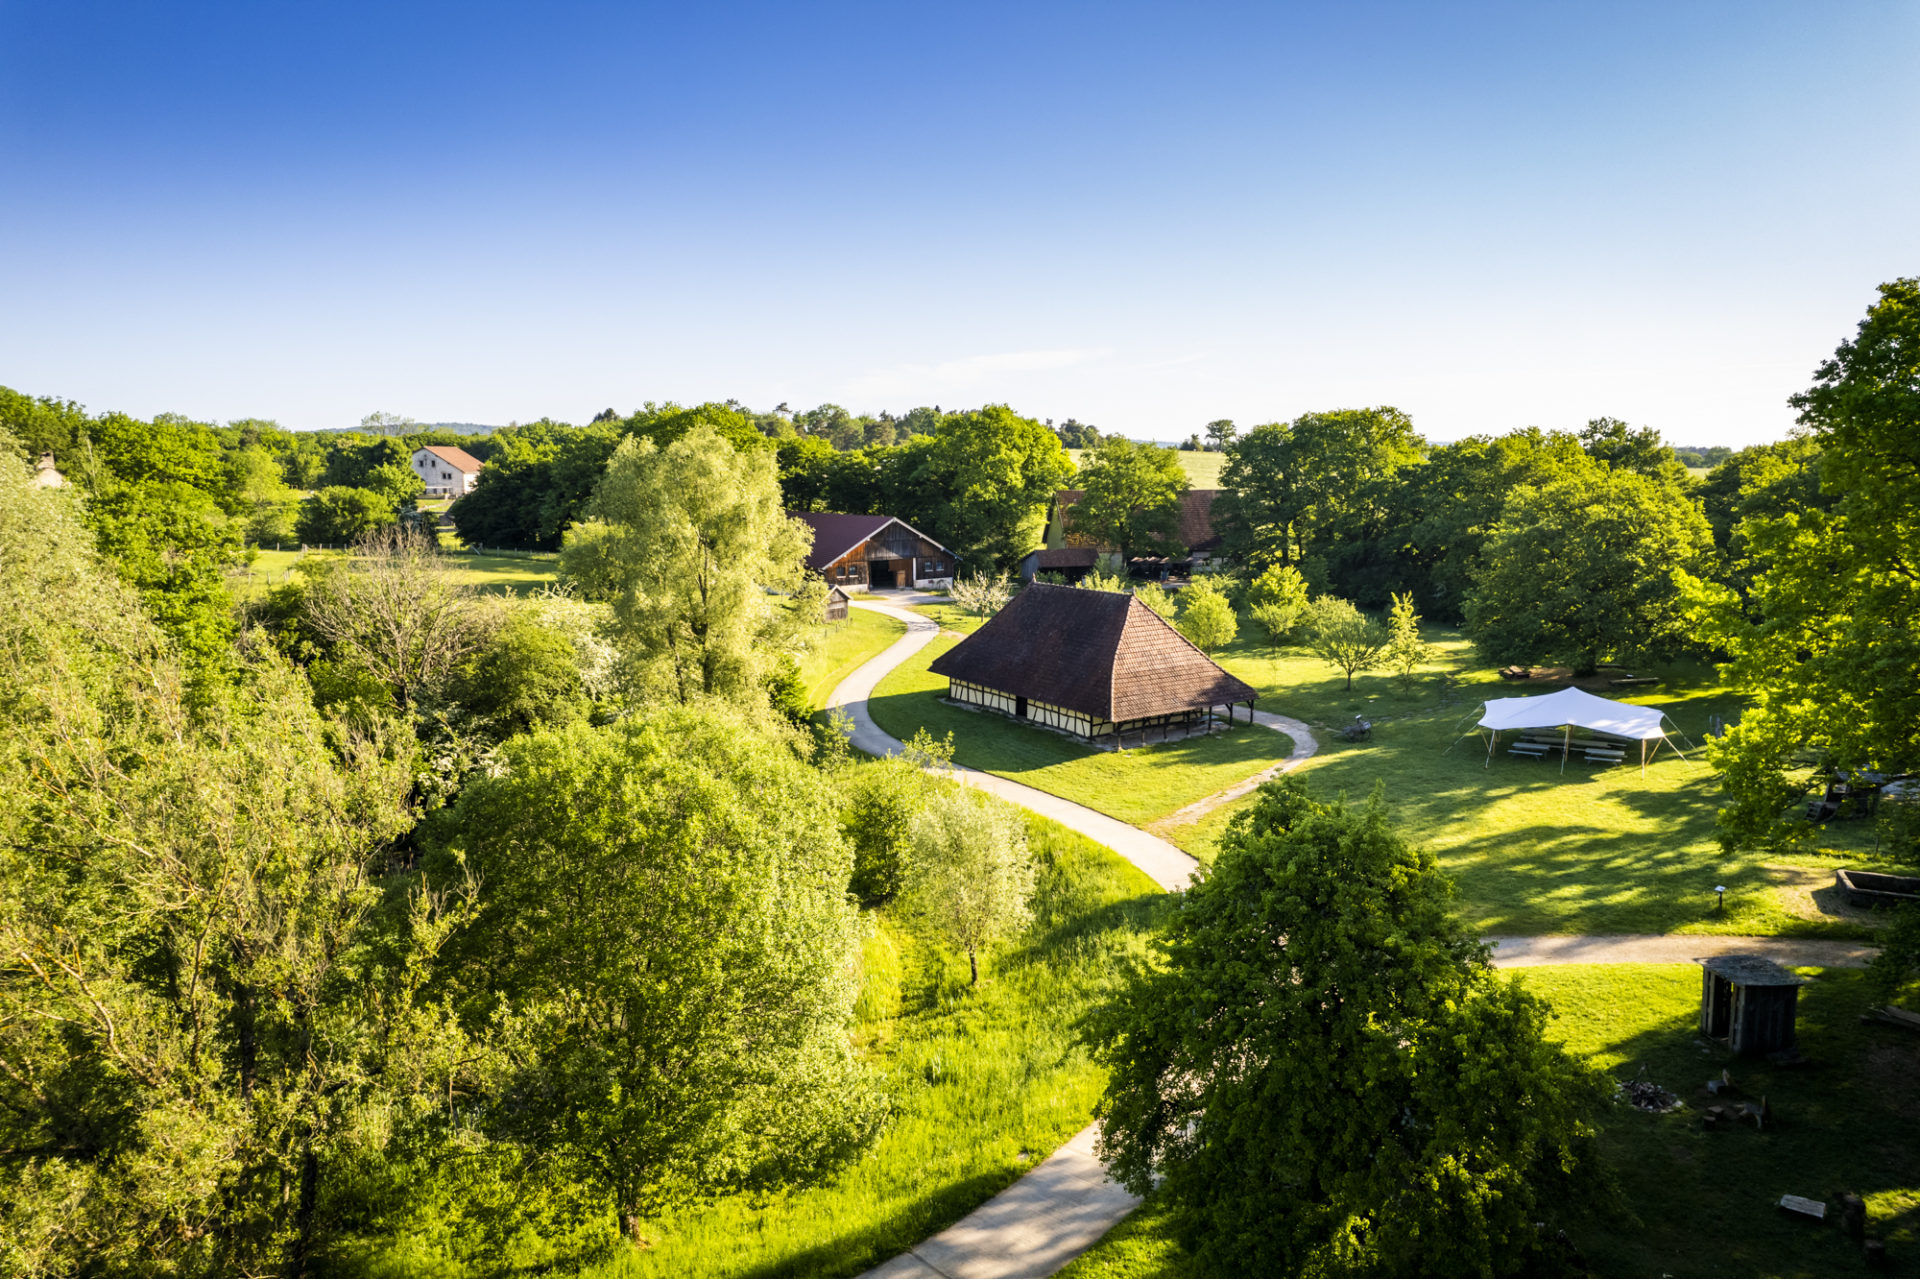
1091,776 -> 1607,1278
296,485 -> 398,543
1465,467 -> 1713,674
1577,416 -> 1687,484
1069,436 -> 1188,560
765,651 -> 811,729
448,614 -> 590,740
842,757 -> 926,905
1693,279 -> 1920,850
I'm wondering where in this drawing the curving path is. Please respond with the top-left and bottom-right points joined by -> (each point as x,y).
835,599 -> 1874,1279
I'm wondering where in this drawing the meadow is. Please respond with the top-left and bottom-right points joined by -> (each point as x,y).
237,545 -> 561,597
1061,963 -> 1920,1279
1067,448 -> 1226,488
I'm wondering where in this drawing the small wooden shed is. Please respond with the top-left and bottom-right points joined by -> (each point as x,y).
824,584 -> 851,622
1699,955 -> 1804,1056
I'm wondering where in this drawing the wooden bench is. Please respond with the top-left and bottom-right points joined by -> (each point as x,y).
1507,742 -> 1551,758
1584,747 -> 1626,763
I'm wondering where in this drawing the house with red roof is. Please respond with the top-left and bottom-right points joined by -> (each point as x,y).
789,511 -> 957,591
411,445 -> 485,498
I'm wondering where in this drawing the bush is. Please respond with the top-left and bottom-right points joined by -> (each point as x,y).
297,486 -> 397,544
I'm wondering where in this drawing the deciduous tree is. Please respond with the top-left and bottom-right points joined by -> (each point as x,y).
1068,436 -> 1188,561
1383,591 -> 1434,693
1175,576 -> 1237,654
1303,595 -> 1386,690
560,426 -> 809,707
1091,777 -> 1607,1278
433,709 -> 883,1240
906,786 -> 1035,985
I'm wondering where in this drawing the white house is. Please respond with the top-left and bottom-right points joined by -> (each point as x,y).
411,445 -> 484,498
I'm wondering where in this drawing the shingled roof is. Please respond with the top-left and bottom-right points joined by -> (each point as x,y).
929,582 -> 1256,723
788,511 -> 953,572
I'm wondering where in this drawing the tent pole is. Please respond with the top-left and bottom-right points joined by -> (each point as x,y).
1486,729 -> 1496,769
1561,724 -> 1570,774
1641,738 -> 1647,776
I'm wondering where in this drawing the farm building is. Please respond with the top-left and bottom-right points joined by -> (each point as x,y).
823,584 -> 851,621
411,445 -> 484,498
928,582 -> 1257,744
1044,488 -> 1226,574
790,512 -> 957,590
1016,546 -> 1102,583
1698,955 -> 1804,1057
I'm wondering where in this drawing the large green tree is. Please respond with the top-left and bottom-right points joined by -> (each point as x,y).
1686,278 -> 1920,848
0,450 -> 435,1275
892,405 -> 1073,569
1091,778 -> 1606,1278
432,710 -> 883,1241
1465,467 -> 1712,674
1216,408 -> 1424,601
1068,435 -> 1188,560
560,426 -> 809,706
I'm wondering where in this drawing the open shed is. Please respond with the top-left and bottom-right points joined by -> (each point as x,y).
1699,954 -> 1804,1056
1456,686 -> 1692,774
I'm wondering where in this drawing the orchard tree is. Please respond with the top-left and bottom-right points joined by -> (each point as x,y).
434,708 -> 884,1242
1132,580 -> 1177,620
1069,435 -> 1189,561
950,569 -> 1015,619
560,425 -> 809,706
1383,591 -> 1434,693
1176,576 -> 1237,654
1685,278 -> 1920,849
906,786 -> 1035,985
1303,595 -> 1386,690
1465,468 -> 1712,675
1091,777 -> 1607,1279
1245,562 -> 1310,652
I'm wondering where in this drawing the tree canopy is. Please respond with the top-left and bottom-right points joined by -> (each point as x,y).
1068,435 -> 1188,561
1091,777 -> 1606,1278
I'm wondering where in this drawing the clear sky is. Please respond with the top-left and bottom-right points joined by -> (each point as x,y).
2,2 -> 1915,443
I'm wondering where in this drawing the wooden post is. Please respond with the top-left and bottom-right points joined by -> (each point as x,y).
1561,723 -> 1570,774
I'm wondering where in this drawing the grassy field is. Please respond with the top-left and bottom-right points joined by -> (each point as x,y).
1068,448 -> 1226,488
794,608 -> 908,711
1153,621 -> 1893,937
572,808 -> 1165,1279
867,633 -> 1295,828
235,546 -> 561,597
1061,963 -> 1920,1279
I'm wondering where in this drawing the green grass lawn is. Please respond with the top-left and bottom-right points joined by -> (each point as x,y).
1069,448 -> 1225,488
794,608 -> 908,711
572,808 -> 1165,1279
1062,963 -> 1920,1279
1168,622 -> 1894,937
867,633 -> 1294,828
234,546 -> 560,597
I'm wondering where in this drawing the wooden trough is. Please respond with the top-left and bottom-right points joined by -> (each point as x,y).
1700,955 -> 1804,1057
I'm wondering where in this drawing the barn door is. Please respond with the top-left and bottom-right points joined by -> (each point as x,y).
1015,696 -> 1028,719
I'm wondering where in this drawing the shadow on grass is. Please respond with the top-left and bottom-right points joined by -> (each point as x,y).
1529,966 -> 1920,1275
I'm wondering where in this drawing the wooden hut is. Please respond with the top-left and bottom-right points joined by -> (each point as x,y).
1699,955 -> 1804,1056
823,584 -> 851,622
928,582 -> 1257,744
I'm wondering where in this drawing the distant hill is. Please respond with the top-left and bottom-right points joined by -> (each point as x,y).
313,421 -> 502,436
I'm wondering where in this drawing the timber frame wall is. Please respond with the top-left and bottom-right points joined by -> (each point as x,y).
946,679 -> 1253,744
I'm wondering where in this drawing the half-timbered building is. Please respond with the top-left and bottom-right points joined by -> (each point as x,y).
928,583 -> 1257,745
790,512 -> 957,590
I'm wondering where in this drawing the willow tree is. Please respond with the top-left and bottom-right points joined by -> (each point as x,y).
561,425 -> 810,706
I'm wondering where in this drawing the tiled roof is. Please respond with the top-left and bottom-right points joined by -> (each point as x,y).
787,511 -> 954,572
928,582 -> 1255,722
1032,547 -> 1101,569
420,444 -> 484,473
1054,488 -> 1223,554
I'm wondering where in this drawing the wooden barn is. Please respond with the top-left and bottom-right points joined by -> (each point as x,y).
1699,954 -> 1804,1056
928,582 -> 1258,745
791,512 -> 957,590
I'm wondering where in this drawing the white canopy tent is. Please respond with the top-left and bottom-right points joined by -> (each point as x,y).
1455,686 -> 1693,774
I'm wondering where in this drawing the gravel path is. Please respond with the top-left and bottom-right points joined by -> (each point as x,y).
833,600 -> 1877,1279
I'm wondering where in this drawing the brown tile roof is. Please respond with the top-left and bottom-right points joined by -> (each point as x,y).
928,582 -> 1256,722
787,511 -> 953,572
1033,547 -> 1100,569
420,444 -> 484,473
1054,488 -> 1222,554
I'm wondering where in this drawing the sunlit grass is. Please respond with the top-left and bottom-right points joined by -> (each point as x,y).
571,810 -> 1164,1279
1063,964 -> 1920,1278
792,608 -> 907,711
234,546 -> 560,597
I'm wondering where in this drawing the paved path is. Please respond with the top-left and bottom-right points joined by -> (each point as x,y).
1488,933 -> 1875,968
834,600 -> 1876,1279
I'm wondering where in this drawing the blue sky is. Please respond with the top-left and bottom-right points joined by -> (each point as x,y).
2,2 -> 1915,443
